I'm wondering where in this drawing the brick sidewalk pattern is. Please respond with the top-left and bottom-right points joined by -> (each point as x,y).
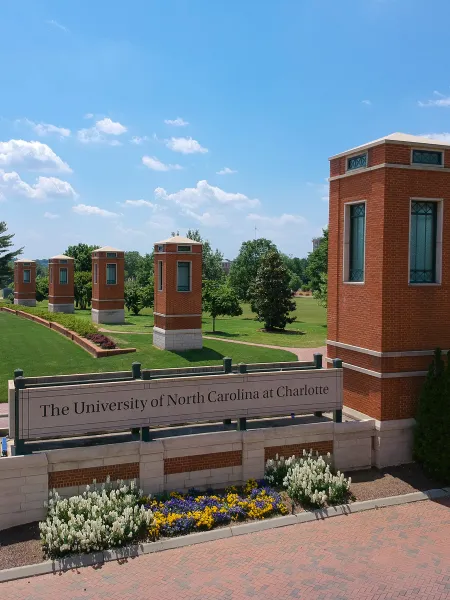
3,499 -> 450,599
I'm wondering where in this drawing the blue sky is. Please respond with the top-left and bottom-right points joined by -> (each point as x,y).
1,0 -> 450,260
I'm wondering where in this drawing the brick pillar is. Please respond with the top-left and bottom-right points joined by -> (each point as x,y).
327,133 -> 450,466
48,255 -> 74,313
153,235 -> 203,350
14,259 -> 36,307
91,246 -> 125,324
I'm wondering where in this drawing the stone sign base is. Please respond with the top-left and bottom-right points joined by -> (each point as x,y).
91,308 -> 125,324
48,303 -> 75,314
14,298 -> 36,307
153,326 -> 203,351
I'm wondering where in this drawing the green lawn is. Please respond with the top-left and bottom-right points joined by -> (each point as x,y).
0,311 -> 297,403
35,297 -> 327,348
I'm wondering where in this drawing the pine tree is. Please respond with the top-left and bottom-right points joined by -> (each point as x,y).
0,221 -> 23,286
414,348 -> 450,482
249,249 -> 296,331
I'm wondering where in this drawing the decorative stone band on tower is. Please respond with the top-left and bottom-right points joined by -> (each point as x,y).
14,258 -> 36,307
48,254 -> 74,313
91,246 -> 125,324
153,235 -> 203,351
327,132 -> 450,465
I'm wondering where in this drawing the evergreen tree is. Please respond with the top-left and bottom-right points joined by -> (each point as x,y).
0,221 -> 22,286
249,249 -> 296,331
414,348 -> 450,482
229,238 -> 276,301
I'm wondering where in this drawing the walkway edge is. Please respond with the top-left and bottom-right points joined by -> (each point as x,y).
1,487 -> 449,583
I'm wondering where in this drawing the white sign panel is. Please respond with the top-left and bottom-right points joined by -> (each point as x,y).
18,368 -> 343,440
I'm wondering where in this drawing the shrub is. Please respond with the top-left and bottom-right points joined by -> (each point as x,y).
39,479 -> 153,558
4,303 -> 97,337
86,333 -> 117,349
264,454 -> 297,488
101,340 -> 116,349
282,450 -> 351,508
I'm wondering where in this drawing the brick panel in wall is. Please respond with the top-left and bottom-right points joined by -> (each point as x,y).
164,451 -> 242,475
48,462 -> 139,489
264,441 -> 333,462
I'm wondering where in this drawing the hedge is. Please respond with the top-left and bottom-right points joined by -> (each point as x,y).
4,304 -> 97,338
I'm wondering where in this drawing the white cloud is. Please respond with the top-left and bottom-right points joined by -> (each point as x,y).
130,136 -> 149,145
420,132 -> 450,142
77,118 -> 127,145
165,137 -> 208,154
44,212 -> 60,219
246,213 -> 307,226
0,140 -> 72,172
216,167 -> 237,175
72,204 -> 119,218
142,155 -> 182,171
184,209 -> 228,227
307,180 -> 329,203
20,119 -> 71,138
46,19 -> 68,33
361,100 -> 372,106
0,170 -> 77,201
418,90 -> 450,107
95,118 -> 127,135
116,224 -> 144,236
84,113 -> 94,119
122,199 -> 158,209
155,180 -> 259,210
164,117 -> 189,127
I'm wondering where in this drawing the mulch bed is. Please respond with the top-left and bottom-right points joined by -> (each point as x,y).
0,463 -> 446,571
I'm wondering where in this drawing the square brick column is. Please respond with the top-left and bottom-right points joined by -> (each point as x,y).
14,259 -> 36,307
48,255 -> 74,313
91,246 -> 125,324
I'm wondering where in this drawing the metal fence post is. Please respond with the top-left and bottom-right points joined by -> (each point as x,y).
237,363 -> 247,431
13,371 -> 25,456
223,357 -> 233,426
333,358 -> 343,423
313,354 -> 323,417
131,362 -> 142,436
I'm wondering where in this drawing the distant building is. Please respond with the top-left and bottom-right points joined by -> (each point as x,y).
222,259 -> 233,275
312,237 -> 323,251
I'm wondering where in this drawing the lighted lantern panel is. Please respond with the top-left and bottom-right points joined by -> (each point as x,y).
48,255 -> 74,313
153,236 -> 203,350
14,259 -> 36,307
91,246 -> 125,324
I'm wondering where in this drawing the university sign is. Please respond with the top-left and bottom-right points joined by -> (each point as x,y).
15,368 -> 343,440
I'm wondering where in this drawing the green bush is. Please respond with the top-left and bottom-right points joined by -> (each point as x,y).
4,303 -> 97,337
414,348 -> 450,483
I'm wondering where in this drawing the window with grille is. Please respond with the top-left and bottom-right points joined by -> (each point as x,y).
106,263 -> 117,285
59,268 -> 68,285
23,269 -> 31,283
106,252 -> 117,258
158,261 -> 163,291
410,201 -> 438,283
347,153 -> 367,171
349,203 -> 366,282
412,150 -> 443,167
94,263 -> 98,284
177,245 -> 192,252
177,262 -> 191,291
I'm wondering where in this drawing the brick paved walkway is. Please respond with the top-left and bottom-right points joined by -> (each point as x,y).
3,499 -> 450,599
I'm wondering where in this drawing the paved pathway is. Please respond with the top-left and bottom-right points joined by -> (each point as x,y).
3,499 -> 450,599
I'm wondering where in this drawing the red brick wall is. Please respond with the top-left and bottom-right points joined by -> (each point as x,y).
164,451 -> 242,475
91,251 -> 125,311
264,441 -> 333,461
48,462 -> 139,488
48,258 -> 74,305
14,262 -> 36,301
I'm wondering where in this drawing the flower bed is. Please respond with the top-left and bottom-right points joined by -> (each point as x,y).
86,333 -> 117,350
144,479 -> 288,538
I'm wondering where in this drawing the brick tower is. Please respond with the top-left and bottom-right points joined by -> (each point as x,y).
153,235 -> 203,350
327,132 -> 450,465
14,259 -> 36,306
48,255 -> 74,313
91,246 -> 125,324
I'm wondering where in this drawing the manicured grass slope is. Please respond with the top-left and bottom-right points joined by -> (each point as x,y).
45,298 -> 327,348
0,312 -> 296,403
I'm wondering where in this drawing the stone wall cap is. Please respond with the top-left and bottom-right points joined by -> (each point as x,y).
155,235 -> 202,245
50,254 -> 73,260
329,132 -> 450,160
94,246 -> 123,253
15,258 -> 36,263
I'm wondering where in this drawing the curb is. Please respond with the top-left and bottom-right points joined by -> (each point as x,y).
1,487 -> 449,583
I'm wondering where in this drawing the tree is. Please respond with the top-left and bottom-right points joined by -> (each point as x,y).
74,271 -> 92,309
124,251 -> 143,280
414,348 -> 450,482
186,229 -> 224,281
125,279 -> 154,315
288,272 -> 302,292
203,281 -> 242,332
65,243 -> 100,272
249,249 -> 296,331
282,255 -> 309,287
36,276 -> 49,302
313,272 -> 328,308
136,253 -> 154,286
0,221 -> 23,286
306,228 -> 328,293
229,238 -> 277,301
